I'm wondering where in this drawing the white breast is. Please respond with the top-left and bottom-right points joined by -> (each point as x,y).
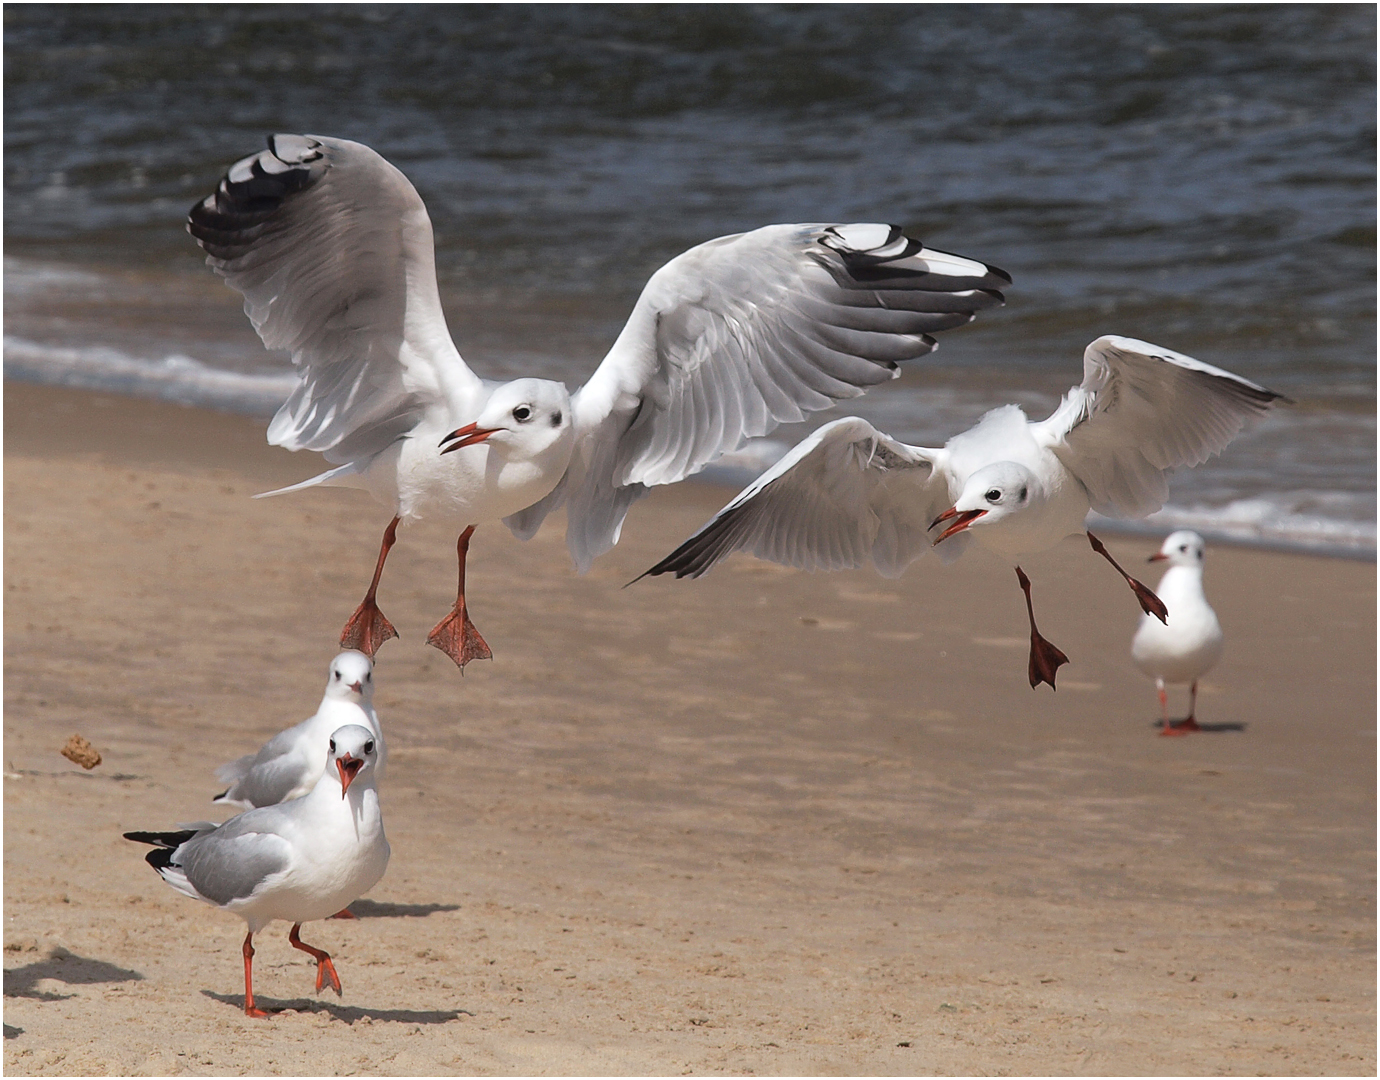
1131,565 -> 1223,684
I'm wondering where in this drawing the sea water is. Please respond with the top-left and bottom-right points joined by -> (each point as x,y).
5,6 -> 1374,556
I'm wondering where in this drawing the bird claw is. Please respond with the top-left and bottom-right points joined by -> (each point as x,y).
244,1005 -> 272,1019
1027,632 -> 1070,691
340,598 -> 399,659
1130,579 -> 1169,623
426,605 -> 492,669
328,908 -> 357,920
315,958 -> 343,996
1160,717 -> 1201,737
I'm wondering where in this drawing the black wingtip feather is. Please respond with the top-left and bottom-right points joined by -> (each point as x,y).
124,829 -> 199,871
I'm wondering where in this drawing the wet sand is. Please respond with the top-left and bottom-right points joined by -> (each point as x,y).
4,382 -> 1374,1075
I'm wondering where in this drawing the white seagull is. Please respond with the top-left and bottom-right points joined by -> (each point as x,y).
1131,530 -> 1224,735
187,134 -> 1009,668
125,724 -> 389,1018
213,650 -> 386,811
640,336 -> 1282,689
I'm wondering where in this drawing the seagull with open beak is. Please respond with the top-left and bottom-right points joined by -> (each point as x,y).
125,724 -> 389,1018
213,651 -> 386,811
641,335 -> 1283,690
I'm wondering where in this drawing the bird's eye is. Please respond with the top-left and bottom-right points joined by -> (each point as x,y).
1180,545 -> 1188,553
512,405 -> 532,422
364,740 -> 374,754
551,410 -> 562,426
328,739 -> 336,752
985,489 -> 1001,502
334,671 -> 341,680
1019,487 -> 1028,501
365,672 -> 372,682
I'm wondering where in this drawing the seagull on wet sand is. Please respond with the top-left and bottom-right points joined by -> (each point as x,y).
213,650 -> 385,811
1132,530 -> 1224,735
640,336 -> 1283,689
188,134 -> 1009,668
125,725 -> 389,1018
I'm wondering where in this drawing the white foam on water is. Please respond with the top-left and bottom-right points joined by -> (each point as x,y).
4,336 -> 296,416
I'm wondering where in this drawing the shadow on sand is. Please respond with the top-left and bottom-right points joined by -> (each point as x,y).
347,899 -> 461,918
201,990 -> 470,1024
1148,719 -> 1247,734
3,948 -> 143,1000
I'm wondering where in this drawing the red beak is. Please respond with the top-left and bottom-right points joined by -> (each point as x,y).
1148,552 -> 1169,563
929,507 -> 987,544
336,754 -> 363,797
347,681 -> 363,694
439,422 -> 500,454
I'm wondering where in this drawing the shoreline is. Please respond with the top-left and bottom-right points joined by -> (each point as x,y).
6,369 -> 1374,563
5,381 -> 1375,1075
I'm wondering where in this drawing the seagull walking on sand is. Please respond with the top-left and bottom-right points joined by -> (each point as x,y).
1132,530 -> 1224,735
188,134 -> 1008,668
213,650 -> 385,811
640,336 -> 1282,689
125,725 -> 388,1018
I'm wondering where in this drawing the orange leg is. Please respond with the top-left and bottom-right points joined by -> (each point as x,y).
1016,567 -> 1069,690
1087,532 -> 1168,623
426,525 -> 493,669
242,931 -> 270,1018
289,923 -> 342,996
341,516 -> 401,658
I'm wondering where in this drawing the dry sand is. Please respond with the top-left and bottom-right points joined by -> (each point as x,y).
3,382 -> 1375,1075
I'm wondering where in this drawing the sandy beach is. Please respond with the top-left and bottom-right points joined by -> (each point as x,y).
3,381 -> 1374,1075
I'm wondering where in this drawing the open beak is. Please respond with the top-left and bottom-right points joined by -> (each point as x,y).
439,422 -> 500,455
1148,552 -> 1169,563
336,754 -> 363,798
929,507 -> 987,545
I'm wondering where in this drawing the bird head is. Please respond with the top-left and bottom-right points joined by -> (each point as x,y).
931,462 -> 1037,544
327,725 -> 380,798
325,650 -> 374,702
1150,530 -> 1206,568
439,379 -> 573,462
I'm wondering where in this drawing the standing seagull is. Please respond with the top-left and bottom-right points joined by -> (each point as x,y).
1131,530 -> 1224,735
187,134 -> 1008,668
213,650 -> 386,810
125,725 -> 388,1018
640,336 -> 1282,689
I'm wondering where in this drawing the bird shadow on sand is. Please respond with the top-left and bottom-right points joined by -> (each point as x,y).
3,948 -> 143,1000
4,1024 -> 24,1039
346,900 -> 461,918
1148,720 -> 1248,734
201,990 -> 470,1025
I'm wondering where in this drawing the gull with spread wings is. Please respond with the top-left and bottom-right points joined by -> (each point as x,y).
187,135 -> 1008,668
640,336 -> 1283,689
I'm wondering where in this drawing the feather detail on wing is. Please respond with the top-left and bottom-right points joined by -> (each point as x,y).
637,417 -> 949,581
1033,336 -> 1284,518
188,134 -> 481,466
522,223 -> 1005,569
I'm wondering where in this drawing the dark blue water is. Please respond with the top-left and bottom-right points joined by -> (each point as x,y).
5,5 -> 1375,551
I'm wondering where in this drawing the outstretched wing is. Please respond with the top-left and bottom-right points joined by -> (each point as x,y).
1033,335 -> 1285,518
512,222 -> 1007,569
188,134 -> 481,466
638,417 -> 951,581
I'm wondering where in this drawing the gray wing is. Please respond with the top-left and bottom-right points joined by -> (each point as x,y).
1033,336 -> 1285,518
176,811 -> 294,906
639,417 -> 950,581
214,724 -> 314,808
511,223 -> 1007,570
187,134 -> 482,466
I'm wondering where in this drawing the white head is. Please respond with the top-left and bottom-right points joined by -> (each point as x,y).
325,650 -> 374,703
439,379 -> 573,463
1150,530 -> 1207,569
930,462 -> 1038,544
326,724 -> 381,798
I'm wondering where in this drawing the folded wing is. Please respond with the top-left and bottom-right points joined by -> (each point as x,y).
639,417 -> 950,581
1033,335 -> 1284,518
188,134 -> 481,466
516,223 -> 1006,568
